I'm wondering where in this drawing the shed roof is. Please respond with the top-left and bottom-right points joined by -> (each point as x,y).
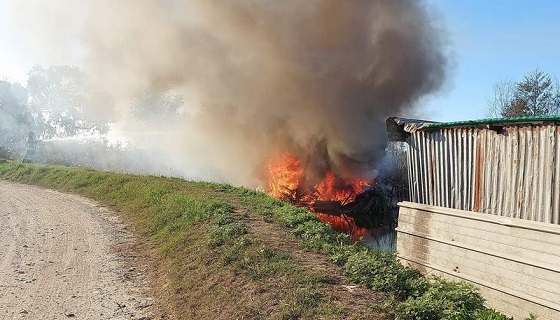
386,115 -> 560,141
425,115 -> 560,129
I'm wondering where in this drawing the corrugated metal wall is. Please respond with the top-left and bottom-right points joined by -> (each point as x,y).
407,124 -> 560,224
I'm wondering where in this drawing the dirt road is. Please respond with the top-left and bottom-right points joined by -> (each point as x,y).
0,180 -> 157,320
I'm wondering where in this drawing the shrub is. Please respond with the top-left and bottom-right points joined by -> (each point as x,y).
395,278 -> 485,320
474,309 -> 514,320
344,250 -> 428,299
208,222 -> 247,247
0,146 -> 17,160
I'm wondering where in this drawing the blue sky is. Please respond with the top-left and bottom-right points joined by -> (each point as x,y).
424,0 -> 560,121
1,1 -> 559,122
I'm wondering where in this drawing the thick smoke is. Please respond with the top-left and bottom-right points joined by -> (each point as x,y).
13,0 -> 448,187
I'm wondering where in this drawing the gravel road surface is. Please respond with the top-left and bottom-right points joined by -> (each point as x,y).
0,180 -> 157,319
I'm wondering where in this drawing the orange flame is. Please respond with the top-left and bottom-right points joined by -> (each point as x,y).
314,172 -> 369,204
267,152 -> 304,201
315,213 -> 369,241
266,152 -> 371,239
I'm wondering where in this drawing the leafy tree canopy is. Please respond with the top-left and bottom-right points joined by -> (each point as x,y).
0,80 -> 31,152
131,91 -> 183,125
27,65 -> 113,139
487,69 -> 560,118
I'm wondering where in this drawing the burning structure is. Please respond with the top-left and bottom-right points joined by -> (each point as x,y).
265,151 -> 398,240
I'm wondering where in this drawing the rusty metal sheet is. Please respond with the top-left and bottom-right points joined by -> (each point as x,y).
406,124 -> 560,224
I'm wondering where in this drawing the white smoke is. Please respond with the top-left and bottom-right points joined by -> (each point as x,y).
7,0 -> 449,187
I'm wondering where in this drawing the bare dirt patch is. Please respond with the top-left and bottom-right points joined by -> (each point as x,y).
0,180 -> 168,319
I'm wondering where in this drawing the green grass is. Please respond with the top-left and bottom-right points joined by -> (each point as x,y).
0,162 -> 523,319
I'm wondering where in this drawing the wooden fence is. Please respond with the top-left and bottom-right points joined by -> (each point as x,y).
396,201 -> 560,320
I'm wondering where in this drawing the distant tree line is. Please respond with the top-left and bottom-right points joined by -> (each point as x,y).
0,80 -> 30,158
487,69 -> 560,118
0,65 -> 183,160
1,65 -> 112,159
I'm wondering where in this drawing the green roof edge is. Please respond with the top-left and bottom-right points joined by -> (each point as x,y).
424,115 -> 560,129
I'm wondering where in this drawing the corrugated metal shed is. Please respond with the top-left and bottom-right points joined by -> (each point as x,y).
388,116 -> 560,224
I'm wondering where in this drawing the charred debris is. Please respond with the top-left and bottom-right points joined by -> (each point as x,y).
312,179 -> 404,231
280,175 -> 406,231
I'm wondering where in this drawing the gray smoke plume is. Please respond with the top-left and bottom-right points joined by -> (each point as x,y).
12,0 -> 449,187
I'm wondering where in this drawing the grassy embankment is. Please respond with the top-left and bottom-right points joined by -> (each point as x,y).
0,161 -> 517,320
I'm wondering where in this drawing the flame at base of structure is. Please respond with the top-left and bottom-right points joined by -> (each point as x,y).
314,212 -> 369,241
266,152 -> 391,240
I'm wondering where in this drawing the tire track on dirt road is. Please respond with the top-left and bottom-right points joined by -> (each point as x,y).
0,180 -> 159,320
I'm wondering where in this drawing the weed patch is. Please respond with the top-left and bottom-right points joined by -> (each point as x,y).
395,278 -> 484,320
208,222 -> 248,247
345,250 -> 428,299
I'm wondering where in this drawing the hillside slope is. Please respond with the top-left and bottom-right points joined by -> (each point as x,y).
0,180 -> 158,319
0,162 -> 390,319
0,162 -> 512,320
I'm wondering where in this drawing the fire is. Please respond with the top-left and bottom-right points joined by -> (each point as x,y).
315,213 -> 369,241
266,152 -> 304,201
266,152 -> 371,239
314,172 -> 369,204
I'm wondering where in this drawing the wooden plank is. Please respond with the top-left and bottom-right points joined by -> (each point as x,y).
399,207 -> 560,246
398,208 -> 560,256
398,253 -> 560,320
398,217 -> 560,267
398,232 -> 560,294
477,286 -> 560,320
398,234 -> 560,286
399,202 -> 560,236
396,202 -> 560,318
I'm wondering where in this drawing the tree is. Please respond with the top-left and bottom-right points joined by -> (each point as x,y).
27,65 -> 111,139
487,69 -> 560,118
131,91 -> 183,125
486,79 -> 515,118
0,80 -> 32,156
